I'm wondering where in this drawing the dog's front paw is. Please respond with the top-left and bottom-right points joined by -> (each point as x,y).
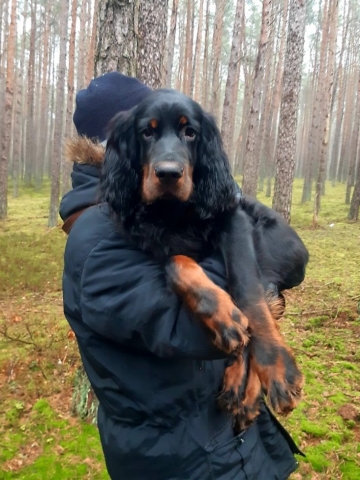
167,255 -> 249,354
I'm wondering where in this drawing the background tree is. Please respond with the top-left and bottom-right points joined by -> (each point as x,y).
1,0 -> 360,225
272,0 -> 307,222
0,0 -> 16,219
241,0 -> 271,197
48,0 -> 68,227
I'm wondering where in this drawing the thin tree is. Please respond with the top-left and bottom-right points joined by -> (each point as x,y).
182,0 -> 193,94
24,0 -> 37,186
62,0 -> 78,196
211,0 -> 226,121
242,0 -> 272,197
77,0 -> 88,90
48,0 -> 69,227
165,0 -> 179,87
221,0 -> 244,162
0,0 -> 16,219
272,0 -> 307,223
313,0 -> 338,226
348,154 -> 360,220
201,0 -> 211,108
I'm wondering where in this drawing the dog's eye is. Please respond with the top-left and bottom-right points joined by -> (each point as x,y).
185,127 -> 196,140
143,128 -> 153,140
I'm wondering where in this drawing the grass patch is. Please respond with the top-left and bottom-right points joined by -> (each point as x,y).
0,180 -> 360,479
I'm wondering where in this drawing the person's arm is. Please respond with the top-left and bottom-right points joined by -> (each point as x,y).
240,194 -> 309,291
79,233 -> 233,359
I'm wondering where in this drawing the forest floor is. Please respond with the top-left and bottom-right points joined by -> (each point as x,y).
0,180 -> 359,479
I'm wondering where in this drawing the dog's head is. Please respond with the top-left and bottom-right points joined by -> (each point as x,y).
100,89 -> 238,220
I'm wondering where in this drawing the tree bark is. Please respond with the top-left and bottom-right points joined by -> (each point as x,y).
272,0 -> 307,223
86,0 -> 99,83
313,0 -> 338,226
165,0 -> 179,87
48,0 -> 68,227
62,0 -> 78,196
24,0 -> 37,187
211,0 -> 226,121
201,0 -> 211,108
182,0 -> 192,95
95,0 -> 168,89
137,1 -> 168,89
77,0 -> 88,91
0,0 -> 16,219
348,154 -> 360,220
192,0 -> 204,101
242,0 -> 272,197
345,70 -> 360,205
221,0 -> 244,161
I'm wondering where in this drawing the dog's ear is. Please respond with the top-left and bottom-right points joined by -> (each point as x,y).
194,112 -> 238,219
99,109 -> 140,218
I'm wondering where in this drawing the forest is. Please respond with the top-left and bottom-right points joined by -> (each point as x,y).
0,0 -> 359,479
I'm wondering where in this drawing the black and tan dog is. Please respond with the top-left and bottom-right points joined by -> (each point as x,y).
66,89 -> 308,431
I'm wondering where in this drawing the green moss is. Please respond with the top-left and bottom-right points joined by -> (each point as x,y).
300,420 -> 329,438
339,461 -> 360,479
304,450 -> 330,472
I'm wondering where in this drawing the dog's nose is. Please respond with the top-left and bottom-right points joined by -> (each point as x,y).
154,163 -> 184,183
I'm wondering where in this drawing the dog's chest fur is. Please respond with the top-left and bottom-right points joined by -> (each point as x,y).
121,201 -> 222,261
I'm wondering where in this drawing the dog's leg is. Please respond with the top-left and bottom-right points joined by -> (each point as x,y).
166,255 -> 249,355
219,208 -> 303,423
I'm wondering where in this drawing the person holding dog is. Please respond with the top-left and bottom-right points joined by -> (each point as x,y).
60,71 -> 306,480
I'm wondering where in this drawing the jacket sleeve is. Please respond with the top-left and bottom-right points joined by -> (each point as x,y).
79,234 -> 230,360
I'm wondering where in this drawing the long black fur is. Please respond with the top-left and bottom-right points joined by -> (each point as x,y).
100,89 -> 308,294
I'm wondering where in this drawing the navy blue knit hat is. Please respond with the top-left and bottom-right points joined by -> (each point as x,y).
73,72 -> 152,142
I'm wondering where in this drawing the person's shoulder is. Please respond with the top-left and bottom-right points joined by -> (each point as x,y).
69,203 -> 115,241
64,204 -> 122,276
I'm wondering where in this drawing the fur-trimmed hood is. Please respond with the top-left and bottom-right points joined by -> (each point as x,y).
65,136 -> 105,167
60,136 -> 105,221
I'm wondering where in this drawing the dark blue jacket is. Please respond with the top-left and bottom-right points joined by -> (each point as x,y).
61,164 -> 302,480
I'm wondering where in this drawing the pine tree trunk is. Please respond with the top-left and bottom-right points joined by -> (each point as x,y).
182,0 -> 192,95
62,0 -> 78,196
329,66 -> 345,184
313,0 -> 338,226
95,0 -> 168,88
137,1 -> 168,89
0,0 -> 16,219
192,0 -> 204,101
272,0 -> 307,223
242,0 -> 271,197
210,0 -> 226,122
48,0 -> 68,227
201,0 -> 211,108
12,73 -> 22,198
301,0 -> 324,204
345,71 -> 360,204
24,0 -> 37,187
77,0 -> 87,90
165,0 -> 179,87
348,154 -> 360,221
85,0 -> 98,84
221,0 -> 244,161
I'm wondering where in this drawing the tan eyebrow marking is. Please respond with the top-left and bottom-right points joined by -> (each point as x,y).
179,116 -> 188,126
150,119 -> 158,129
